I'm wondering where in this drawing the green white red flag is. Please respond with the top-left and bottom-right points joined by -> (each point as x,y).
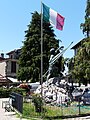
42,3 -> 65,30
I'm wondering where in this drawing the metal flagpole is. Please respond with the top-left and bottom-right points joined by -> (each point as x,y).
41,0 -> 43,97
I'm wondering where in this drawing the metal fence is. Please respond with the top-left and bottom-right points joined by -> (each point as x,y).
22,96 -> 90,119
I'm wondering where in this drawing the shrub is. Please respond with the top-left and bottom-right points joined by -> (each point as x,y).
32,94 -> 44,113
0,87 -> 25,98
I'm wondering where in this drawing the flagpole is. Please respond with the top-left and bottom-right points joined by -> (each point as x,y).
41,0 -> 43,97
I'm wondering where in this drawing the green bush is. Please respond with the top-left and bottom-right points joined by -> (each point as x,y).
0,88 -> 10,98
32,94 -> 44,113
0,87 -> 25,98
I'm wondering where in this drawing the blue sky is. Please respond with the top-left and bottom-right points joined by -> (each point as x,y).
0,0 -> 86,58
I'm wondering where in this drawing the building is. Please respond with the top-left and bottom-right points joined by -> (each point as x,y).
71,38 -> 85,56
0,74 -> 12,86
0,49 -> 21,86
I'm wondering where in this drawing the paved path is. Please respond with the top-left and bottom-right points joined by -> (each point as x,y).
63,117 -> 90,120
0,98 -> 26,120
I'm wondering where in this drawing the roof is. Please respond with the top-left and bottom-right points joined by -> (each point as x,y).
6,48 -> 21,55
71,38 -> 85,49
0,57 -> 5,61
0,74 -> 12,84
6,50 -> 15,55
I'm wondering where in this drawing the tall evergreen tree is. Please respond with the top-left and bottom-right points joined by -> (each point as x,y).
17,11 -> 63,82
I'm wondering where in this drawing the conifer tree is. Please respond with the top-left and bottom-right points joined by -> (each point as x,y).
17,11 -> 64,82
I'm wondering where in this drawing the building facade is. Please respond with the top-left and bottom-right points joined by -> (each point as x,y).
0,49 -> 21,78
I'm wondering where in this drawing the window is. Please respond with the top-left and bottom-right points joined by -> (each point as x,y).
11,61 -> 16,73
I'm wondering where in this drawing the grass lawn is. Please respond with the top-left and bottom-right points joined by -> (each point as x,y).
22,101 -> 90,120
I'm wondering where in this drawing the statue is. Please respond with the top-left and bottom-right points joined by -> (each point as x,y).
47,46 -> 64,81
43,42 -> 73,84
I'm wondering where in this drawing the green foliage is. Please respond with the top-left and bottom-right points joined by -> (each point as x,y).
23,101 -> 90,119
69,38 -> 90,85
80,0 -> 90,37
0,87 -> 25,98
69,0 -> 90,85
32,94 -> 44,113
0,88 -> 10,98
17,11 -> 62,82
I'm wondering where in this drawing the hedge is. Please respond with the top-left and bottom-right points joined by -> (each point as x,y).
0,87 -> 25,98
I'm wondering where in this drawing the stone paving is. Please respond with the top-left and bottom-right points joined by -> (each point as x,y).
0,98 -> 90,120
0,98 -> 26,120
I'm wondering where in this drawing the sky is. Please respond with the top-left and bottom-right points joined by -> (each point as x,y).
0,0 -> 87,58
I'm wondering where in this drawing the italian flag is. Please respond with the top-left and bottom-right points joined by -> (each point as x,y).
43,3 -> 65,30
